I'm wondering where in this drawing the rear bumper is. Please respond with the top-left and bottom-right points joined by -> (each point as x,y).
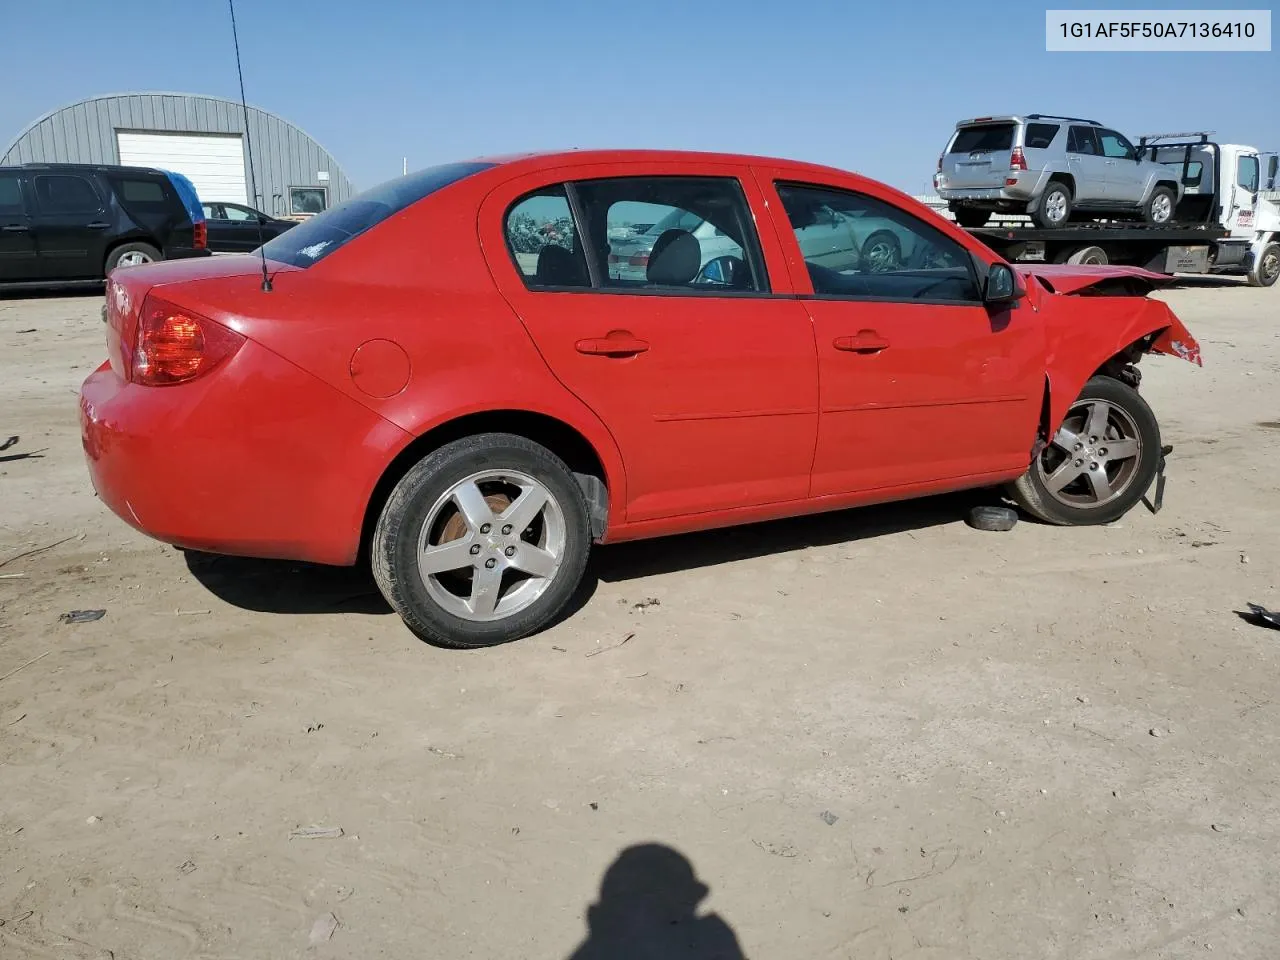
80,342 -> 411,566
938,186 -> 1035,205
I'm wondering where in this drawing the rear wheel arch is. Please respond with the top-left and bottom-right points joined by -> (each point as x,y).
360,409 -> 619,560
1046,172 -> 1075,195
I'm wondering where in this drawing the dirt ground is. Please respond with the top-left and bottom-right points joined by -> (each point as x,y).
2,282 -> 1279,959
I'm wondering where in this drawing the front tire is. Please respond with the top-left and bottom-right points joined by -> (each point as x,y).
1031,181 -> 1073,228
1247,242 -> 1279,288
372,433 -> 591,648
1007,376 -> 1161,526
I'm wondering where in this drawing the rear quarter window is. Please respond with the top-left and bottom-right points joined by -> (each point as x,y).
950,124 -> 1015,153
262,161 -> 493,267
1023,123 -> 1060,149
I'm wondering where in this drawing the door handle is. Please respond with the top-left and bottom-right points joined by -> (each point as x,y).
1,224 -> 29,233
85,222 -> 110,229
575,335 -> 650,357
834,332 -> 890,354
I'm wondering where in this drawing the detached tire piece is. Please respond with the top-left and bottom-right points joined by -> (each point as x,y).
372,433 -> 591,648
1032,181 -> 1073,228
106,242 -> 161,274
1143,186 -> 1176,225
966,505 -> 1019,532
1247,242 -> 1280,288
1008,376 -> 1161,526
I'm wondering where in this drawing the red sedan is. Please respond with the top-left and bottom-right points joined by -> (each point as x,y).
80,149 -> 1201,647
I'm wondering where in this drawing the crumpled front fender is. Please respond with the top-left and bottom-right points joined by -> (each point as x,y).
1042,293 -> 1201,439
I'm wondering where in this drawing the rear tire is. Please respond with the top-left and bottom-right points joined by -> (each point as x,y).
1007,376 -> 1160,526
1143,186 -> 1177,225
105,242 -> 161,274
372,433 -> 591,648
953,208 -> 991,228
1246,242 -> 1279,288
1031,181 -> 1073,228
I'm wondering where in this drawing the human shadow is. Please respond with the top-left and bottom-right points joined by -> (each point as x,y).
565,844 -> 745,960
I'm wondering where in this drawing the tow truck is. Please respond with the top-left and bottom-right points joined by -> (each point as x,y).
965,133 -> 1279,288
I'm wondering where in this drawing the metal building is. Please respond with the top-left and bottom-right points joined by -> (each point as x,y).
1,92 -> 355,218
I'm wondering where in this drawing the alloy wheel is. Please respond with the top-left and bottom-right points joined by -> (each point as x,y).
1035,399 -> 1143,508
416,470 -> 565,622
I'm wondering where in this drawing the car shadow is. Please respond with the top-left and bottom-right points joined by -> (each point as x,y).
0,285 -> 104,301
184,489 -> 990,621
1164,274 -> 1248,289
592,489 -> 987,583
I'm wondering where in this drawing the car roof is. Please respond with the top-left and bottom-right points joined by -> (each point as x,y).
465,147 -> 879,189
2,162 -> 171,177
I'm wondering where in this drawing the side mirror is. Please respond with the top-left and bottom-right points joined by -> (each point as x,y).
984,262 -> 1024,303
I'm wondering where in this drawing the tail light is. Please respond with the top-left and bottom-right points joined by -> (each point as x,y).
132,295 -> 244,386
937,154 -> 943,172
1010,147 -> 1028,171
193,221 -> 207,249
628,253 -> 650,267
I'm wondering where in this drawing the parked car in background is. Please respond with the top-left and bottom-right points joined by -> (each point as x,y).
82,149 -> 1201,650
935,114 -> 1184,228
0,163 -> 208,286
200,201 -> 297,253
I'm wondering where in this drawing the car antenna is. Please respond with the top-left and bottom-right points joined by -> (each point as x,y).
228,0 -> 272,292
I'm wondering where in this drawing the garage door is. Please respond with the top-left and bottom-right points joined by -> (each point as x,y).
116,131 -> 247,205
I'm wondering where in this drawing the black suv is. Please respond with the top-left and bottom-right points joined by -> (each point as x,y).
0,163 -> 210,288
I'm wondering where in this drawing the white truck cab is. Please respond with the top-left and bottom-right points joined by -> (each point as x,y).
1142,134 -> 1279,287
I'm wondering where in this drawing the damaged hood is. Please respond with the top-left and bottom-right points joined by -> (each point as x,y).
1014,262 -> 1174,295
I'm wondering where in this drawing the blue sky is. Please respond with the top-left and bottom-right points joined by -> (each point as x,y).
2,0 -> 1275,195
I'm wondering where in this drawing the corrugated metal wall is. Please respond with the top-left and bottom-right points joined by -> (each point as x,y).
1,92 -> 355,216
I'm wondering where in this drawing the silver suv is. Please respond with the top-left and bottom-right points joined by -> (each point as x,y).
934,114 -> 1183,229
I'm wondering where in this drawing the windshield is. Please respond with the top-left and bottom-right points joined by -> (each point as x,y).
261,161 -> 494,268
645,207 -> 704,235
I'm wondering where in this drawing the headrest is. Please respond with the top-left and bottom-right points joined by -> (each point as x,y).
646,229 -> 700,286
534,244 -> 586,287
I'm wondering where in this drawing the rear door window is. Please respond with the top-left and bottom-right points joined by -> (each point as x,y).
1067,126 -> 1101,155
1023,123 -> 1060,149
571,176 -> 769,293
504,186 -> 590,288
0,174 -> 26,216
33,174 -> 103,214
949,124 -> 1015,153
